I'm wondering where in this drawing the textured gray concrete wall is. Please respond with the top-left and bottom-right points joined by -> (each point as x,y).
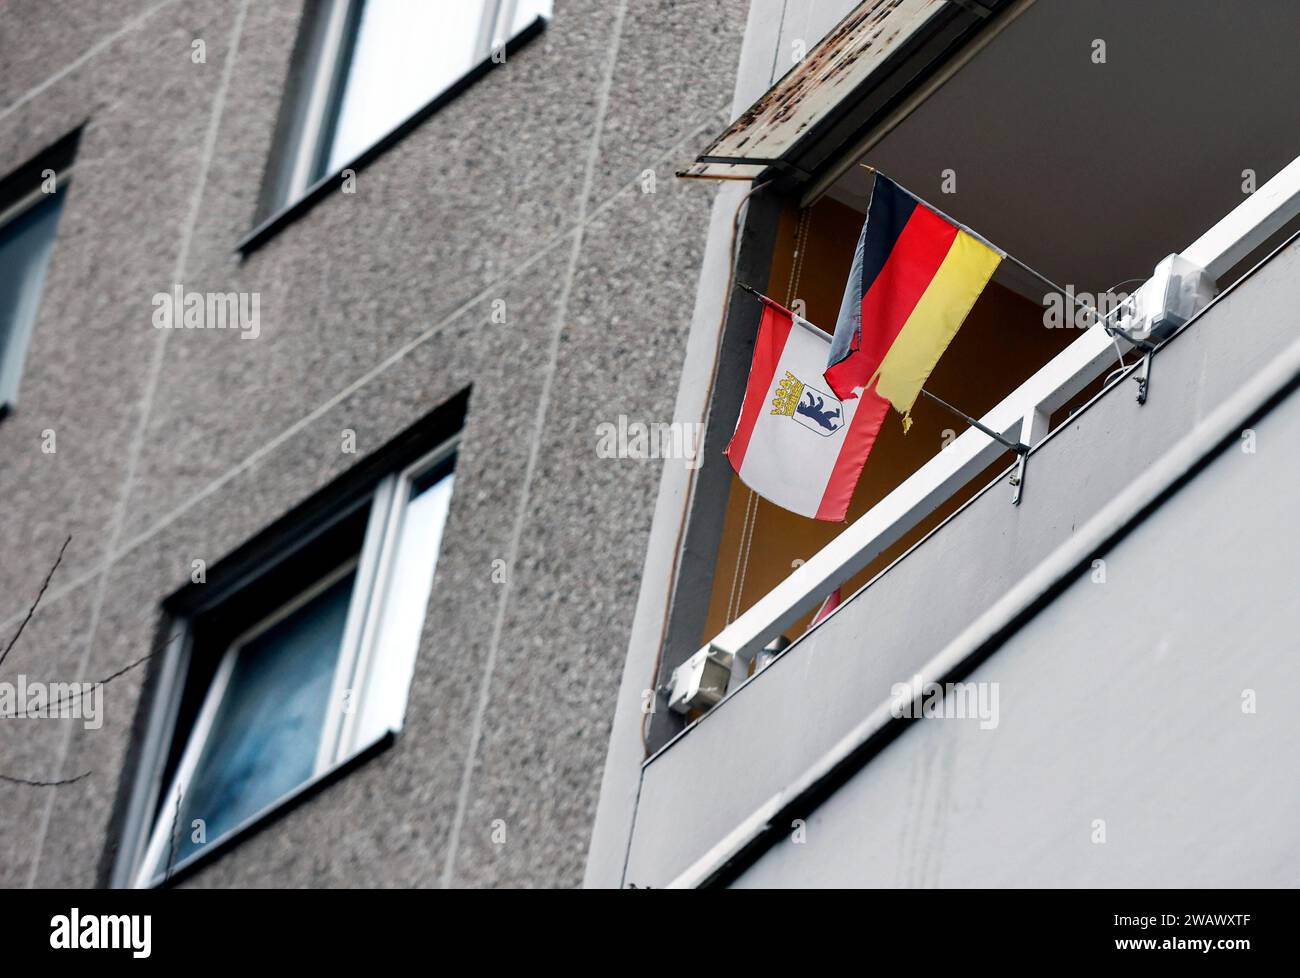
624,230 -> 1300,887
734,375 -> 1300,887
0,0 -> 748,888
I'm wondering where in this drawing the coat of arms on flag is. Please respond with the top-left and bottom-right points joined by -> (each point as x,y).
770,371 -> 845,436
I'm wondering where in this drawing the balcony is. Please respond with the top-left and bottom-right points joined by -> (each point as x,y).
626,210 -> 1300,885
583,0 -> 1300,889
623,126 -> 1300,884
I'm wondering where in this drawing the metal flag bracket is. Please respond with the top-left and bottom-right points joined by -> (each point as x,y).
1103,319 -> 1156,405
1007,407 -> 1048,506
917,389 -> 1036,505
1134,350 -> 1152,404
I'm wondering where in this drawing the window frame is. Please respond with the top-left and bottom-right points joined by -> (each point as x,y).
0,158 -> 74,413
240,0 -> 550,256
126,436 -> 458,888
133,556 -> 360,885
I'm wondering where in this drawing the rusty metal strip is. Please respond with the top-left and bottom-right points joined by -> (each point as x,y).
680,0 -> 949,180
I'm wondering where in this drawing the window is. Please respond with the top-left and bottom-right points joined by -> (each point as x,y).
257,0 -> 552,220
131,439 -> 457,886
0,134 -> 76,412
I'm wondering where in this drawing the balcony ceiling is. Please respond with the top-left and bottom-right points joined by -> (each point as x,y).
826,0 -> 1300,296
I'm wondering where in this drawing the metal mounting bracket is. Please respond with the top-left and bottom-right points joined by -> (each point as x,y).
1135,352 -> 1152,404
1009,453 -> 1029,506
1010,408 -> 1049,506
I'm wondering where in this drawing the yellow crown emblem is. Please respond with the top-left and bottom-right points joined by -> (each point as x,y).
771,371 -> 805,417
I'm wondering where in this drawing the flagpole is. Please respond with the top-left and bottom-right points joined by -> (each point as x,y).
858,164 -> 1153,350
918,387 -> 1028,455
735,282 -> 1029,455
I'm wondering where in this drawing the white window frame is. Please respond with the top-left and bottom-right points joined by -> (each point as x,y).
274,0 -> 547,210
130,437 -> 457,887
0,168 -> 71,409
133,557 -> 358,886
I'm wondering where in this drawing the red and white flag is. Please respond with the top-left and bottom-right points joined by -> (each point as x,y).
725,296 -> 889,521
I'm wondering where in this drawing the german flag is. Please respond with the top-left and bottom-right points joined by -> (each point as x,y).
824,173 -> 1002,429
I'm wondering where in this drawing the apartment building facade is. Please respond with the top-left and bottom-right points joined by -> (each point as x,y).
0,0 -> 750,887
5,0 -> 1296,893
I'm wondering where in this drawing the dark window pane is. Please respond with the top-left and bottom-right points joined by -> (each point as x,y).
0,191 -> 66,401
170,568 -> 356,867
